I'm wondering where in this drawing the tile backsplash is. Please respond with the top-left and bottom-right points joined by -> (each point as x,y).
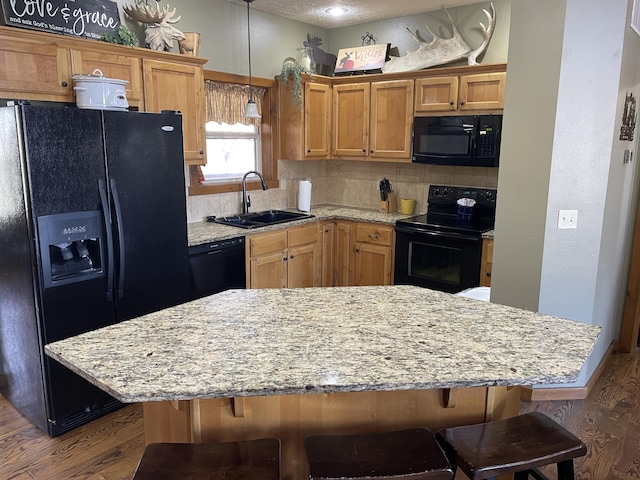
186,160 -> 498,223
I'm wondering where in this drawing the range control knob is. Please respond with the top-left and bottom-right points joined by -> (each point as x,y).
433,188 -> 440,196
442,188 -> 449,197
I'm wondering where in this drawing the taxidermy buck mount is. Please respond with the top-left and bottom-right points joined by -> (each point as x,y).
382,3 -> 496,74
123,0 -> 185,51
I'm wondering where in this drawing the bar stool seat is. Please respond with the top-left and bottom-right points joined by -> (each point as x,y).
132,438 -> 281,480
435,412 -> 587,480
305,428 -> 453,480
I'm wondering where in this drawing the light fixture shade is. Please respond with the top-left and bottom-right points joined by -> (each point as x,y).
244,100 -> 261,118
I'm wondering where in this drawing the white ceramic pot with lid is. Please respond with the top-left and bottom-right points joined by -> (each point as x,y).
71,69 -> 129,111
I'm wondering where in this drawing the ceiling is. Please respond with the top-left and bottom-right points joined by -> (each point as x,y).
232,0 -> 487,29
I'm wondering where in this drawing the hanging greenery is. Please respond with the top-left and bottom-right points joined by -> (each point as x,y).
281,62 -> 313,110
100,25 -> 138,47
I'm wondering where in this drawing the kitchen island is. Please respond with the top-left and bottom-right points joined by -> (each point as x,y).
45,286 -> 600,480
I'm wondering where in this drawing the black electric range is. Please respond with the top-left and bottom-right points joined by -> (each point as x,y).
394,185 -> 497,293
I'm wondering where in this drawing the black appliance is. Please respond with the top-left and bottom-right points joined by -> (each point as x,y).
395,185 -> 497,293
0,103 -> 192,436
189,237 -> 246,299
412,115 -> 502,167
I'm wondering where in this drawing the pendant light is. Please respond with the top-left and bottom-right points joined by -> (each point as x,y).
243,0 -> 261,118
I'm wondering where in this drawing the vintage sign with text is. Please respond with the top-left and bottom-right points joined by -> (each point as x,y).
334,44 -> 389,75
1,0 -> 120,39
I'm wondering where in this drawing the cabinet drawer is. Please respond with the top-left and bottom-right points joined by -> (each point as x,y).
355,224 -> 393,246
249,230 -> 287,257
288,224 -> 319,248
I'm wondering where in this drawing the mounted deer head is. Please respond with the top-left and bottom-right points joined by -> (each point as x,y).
123,1 -> 185,51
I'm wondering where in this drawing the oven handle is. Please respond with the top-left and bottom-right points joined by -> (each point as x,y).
395,226 -> 483,244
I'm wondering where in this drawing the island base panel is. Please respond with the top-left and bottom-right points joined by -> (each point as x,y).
143,387 -> 520,480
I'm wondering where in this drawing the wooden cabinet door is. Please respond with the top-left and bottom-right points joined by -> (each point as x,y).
288,243 -> 320,288
370,80 -> 414,159
459,72 -> 506,111
249,252 -> 287,289
414,76 -> 458,113
321,222 -> 335,287
70,49 -> 144,109
332,83 -> 369,157
335,222 -> 353,286
304,82 -> 331,158
142,59 -> 206,165
480,238 -> 494,287
0,36 -> 72,100
353,242 -> 393,286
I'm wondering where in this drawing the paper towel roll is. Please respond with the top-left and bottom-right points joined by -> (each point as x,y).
298,180 -> 312,212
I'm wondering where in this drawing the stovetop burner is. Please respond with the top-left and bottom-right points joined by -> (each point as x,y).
396,185 -> 497,237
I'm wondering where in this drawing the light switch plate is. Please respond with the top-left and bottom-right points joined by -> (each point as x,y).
558,210 -> 578,229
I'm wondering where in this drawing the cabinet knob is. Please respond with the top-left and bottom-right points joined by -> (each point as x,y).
290,255 -> 294,259
283,257 -> 288,262
362,149 -> 366,153
486,272 -> 491,277
460,101 -> 465,106
307,149 -> 311,153
355,248 -> 360,253
449,101 -> 454,106
61,81 -> 68,87
370,150 -> 374,154
199,150 -> 204,155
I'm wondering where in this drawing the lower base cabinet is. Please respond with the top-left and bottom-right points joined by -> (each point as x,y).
480,237 -> 494,287
323,220 -> 394,287
246,224 -> 321,288
248,220 -> 394,289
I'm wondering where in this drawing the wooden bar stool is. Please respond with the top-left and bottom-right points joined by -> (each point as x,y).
132,438 -> 281,480
435,412 -> 587,480
305,428 -> 454,480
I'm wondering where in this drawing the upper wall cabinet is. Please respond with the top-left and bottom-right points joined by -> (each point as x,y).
70,49 -> 144,109
333,79 -> 414,160
0,33 -> 73,101
142,59 -> 207,165
415,72 -> 506,113
278,78 -> 332,160
0,26 -> 207,165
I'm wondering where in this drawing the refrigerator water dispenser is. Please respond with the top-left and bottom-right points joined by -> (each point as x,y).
37,211 -> 105,288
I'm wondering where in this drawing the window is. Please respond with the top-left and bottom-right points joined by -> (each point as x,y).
188,71 -> 277,196
201,122 -> 261,184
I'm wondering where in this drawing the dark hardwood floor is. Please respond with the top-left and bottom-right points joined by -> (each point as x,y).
1,351 -> 638,479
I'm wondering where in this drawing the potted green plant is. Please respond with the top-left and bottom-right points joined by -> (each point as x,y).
100,25 -> 138,47
281,60 -> 313,110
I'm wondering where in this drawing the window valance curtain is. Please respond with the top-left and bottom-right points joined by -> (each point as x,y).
204,81 -> 266,126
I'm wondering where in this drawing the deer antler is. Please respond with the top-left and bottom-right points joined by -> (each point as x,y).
467,4 -> 496,65
123,2 -> 182,24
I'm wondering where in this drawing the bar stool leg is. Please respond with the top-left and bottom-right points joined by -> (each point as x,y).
558,459 -> 576,480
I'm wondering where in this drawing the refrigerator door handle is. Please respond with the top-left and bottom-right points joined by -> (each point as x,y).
98,179 -> 115,301
110,178 -> 127,299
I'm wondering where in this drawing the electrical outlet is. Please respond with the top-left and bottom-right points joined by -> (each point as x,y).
558,210 -> 578,229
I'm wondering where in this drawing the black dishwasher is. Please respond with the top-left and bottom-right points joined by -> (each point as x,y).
188,237 -> 246,299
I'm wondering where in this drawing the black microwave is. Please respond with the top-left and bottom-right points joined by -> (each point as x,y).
412,115 -> 502,167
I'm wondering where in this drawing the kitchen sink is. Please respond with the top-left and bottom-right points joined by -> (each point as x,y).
208,210 -> 314,229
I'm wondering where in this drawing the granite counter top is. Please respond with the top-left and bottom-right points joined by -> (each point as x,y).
45,285 -> 600,403
188,205 -> 412,246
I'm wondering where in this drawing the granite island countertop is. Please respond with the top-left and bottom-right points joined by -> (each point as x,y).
187,205 -> 412,246
45,285 -> 600,404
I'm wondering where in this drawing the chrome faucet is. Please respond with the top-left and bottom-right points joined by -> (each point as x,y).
242,170 -> 268,214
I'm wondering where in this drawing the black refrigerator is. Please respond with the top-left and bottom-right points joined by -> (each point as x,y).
0,103 -> 192,436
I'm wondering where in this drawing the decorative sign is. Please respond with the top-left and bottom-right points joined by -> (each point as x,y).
334,44 -> 389,76
0,0 -> 120,40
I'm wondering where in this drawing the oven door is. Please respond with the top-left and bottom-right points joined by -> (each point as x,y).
394,227 -> 483,293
